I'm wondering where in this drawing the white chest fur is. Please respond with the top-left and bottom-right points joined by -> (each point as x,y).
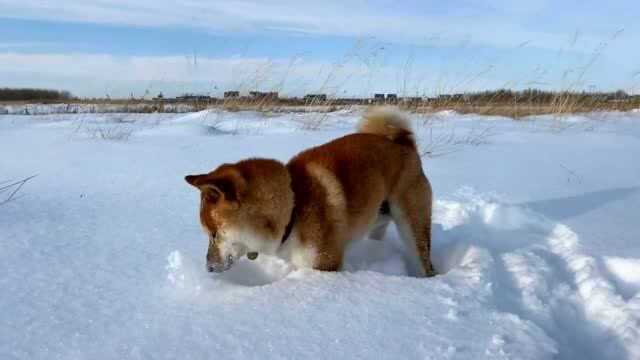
276,231 -> 317,269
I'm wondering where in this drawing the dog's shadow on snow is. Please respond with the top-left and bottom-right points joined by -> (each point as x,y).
430,186 -> 640,275
343,233 -> 413,276
516,186 -> 640,221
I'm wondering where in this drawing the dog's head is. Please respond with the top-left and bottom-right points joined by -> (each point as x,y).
185,160 -> 293,273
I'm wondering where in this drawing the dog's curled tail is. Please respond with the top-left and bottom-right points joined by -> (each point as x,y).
358,107 -> 415,149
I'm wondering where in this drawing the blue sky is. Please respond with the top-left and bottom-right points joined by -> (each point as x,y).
1,0 -> 638,98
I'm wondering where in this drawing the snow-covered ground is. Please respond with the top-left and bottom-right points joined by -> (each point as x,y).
0,103 -> 197,115
1,109 -> 639,359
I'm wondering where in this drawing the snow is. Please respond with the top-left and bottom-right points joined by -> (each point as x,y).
0,103 -> 196,115
1,109 -> 640,359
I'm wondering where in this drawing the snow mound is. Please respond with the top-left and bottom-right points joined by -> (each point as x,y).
602,257 -> 640,300
431,193 -> 640,359
159,192 -> 638,359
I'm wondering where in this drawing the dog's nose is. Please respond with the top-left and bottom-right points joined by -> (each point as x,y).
206,263 -> 226,273
206,255 -> 234,273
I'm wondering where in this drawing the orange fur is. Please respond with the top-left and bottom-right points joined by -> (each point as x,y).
186,108 -> 435,277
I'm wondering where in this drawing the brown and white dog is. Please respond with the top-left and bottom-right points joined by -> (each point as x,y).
185,108 -> 436,277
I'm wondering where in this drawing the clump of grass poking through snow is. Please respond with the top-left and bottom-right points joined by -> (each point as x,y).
0,175 -> 37,205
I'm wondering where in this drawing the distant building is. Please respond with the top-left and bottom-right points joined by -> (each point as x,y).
401,97 -> 423,104
386,93 -> 398,102
335,97 -> 365,105
224,91 -> 240,99
438,94 -> 465,101
374,93 -> 385,102
304,94 -> 328,102
249,91 -> 278,100
176,94 -> 210,101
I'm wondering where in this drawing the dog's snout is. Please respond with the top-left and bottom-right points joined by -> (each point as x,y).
206,263 -> 227,273
206,254 -> 234,273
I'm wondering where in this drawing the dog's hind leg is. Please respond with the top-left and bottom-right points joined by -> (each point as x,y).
369,215 -> 391,240
370,216 -> 391,240
389,175 -> 436,277
369,201 -> 392,240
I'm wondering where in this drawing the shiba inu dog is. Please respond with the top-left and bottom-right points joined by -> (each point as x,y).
185,108 -> 436,277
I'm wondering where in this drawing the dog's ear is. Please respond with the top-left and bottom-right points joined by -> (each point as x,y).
185,171 -> 246,204
203,177 -> 239,203
185,174 -> 207,188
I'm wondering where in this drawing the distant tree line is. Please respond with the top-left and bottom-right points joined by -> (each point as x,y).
0,88 -> 74,101
461,88 -> 632,104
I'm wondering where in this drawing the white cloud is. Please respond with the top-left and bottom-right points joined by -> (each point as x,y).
0,0 -> 616,51
0,42 -> 57,49
2,1 -> 636,97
